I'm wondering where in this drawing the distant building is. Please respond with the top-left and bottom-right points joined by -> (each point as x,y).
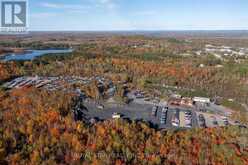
205,44 -> 215,48
193,97 -> 210,104
181,97 -> 193,107
168,97 -> 193,107
171,94 -> 181,99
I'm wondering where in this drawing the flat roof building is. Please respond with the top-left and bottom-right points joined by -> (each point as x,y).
193,97 -> 210,104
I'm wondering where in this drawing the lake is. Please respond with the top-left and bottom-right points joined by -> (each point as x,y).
1,49 -> 73,61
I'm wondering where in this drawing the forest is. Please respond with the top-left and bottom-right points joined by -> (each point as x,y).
0,36 -> 248,164
0,87 -> 247,165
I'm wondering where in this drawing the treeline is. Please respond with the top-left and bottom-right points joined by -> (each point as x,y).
13,53 -> 248,105
0,62 -> 20,84
0,41 -> 70,50
1,43 -> 248,117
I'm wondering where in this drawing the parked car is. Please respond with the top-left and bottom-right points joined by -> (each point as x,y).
162,106 -> 168,113
144,97 -> 151,101
185,123 -> 192,128
112,113 -> 121,119
213,121 -> 218,126
211,116 -> 218,126
223,120 -> 229,126
200,122 -> 207,128
199,108 -> 207,112
185,111 -> 192,117
221,116 -> 228,121
90,117 -> 98,124
151,106 -> 158,116
172,117 -> 179,127
172,121 -> 179,127
160,118 -> 166,124
135,91 -> 144,99
97,104 -> 104,110
136,94 -> 144,99
198,114 -> 207,128
199,114 -> 205,120
160,111 -> 166,124
221,116 -> 229,126
234,121 -> 240,125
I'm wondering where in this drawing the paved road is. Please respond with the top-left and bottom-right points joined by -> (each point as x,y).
203,103 -> 233,116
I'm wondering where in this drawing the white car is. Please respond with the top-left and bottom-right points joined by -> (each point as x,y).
185,124 -> 192,128
172,118 -> 179,127
112,113 -> 121,119
221,116 -> 228,121
185,119 -> 191,125
172,121 -> 179,127
162,107 -> 168,113
97,105 -> 104,110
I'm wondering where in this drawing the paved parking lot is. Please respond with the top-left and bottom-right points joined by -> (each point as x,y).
196,102 -> 233,117
196,112 -> 235,128
82,100 -> 199,129
77,90 -> 237,130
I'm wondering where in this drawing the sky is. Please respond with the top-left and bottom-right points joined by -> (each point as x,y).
28,0 -> 248,31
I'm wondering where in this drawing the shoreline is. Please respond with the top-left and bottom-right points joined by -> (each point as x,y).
0,48 -> 73,61
0,48 -> 28,55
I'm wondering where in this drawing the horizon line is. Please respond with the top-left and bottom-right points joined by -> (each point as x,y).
28,29 -> 248,32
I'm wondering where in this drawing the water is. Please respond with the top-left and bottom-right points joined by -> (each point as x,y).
1,49 -> 73,61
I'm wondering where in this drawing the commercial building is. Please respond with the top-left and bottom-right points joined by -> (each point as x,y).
193,97 -> 210,104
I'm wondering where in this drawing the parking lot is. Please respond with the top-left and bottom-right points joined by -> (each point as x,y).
82,100 -> 199,130
3,76 -> 241,130
196,112 -> 236,128
3,76 -> 113,92
80,95 -> 240,130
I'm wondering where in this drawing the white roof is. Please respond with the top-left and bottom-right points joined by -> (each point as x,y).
193,97 -> 210,103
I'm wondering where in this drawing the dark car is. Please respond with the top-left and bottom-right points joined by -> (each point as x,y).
210,116 -> 218,126
160,110 -> 167,124
151,106 -> 158,116
198,114 -> 207,128
160,118 -> 166,124
223,120 -> 229,126
213,121 -> 218,126
198,114 -> 205,120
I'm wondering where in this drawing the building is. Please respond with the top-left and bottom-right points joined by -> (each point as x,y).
193,97 -> 210,104
168,97 -> 193,107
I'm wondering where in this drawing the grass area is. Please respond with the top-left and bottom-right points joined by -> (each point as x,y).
144,81 -> 209,98
179,89 -> 209,98
221,99 -> 248,124
221,99 -> 246,112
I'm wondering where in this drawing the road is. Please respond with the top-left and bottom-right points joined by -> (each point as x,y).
204,103 -> 233,116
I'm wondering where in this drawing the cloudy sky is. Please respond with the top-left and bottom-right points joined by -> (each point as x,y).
29,0 -> 248,31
